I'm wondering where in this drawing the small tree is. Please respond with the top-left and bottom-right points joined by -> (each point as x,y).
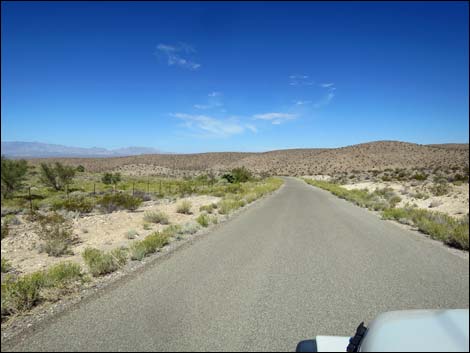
101,172 -> 121,185
231,167 -> 252,183
39,162 -> 76,191
1,156 -> 28,198
76,165 -> 85,172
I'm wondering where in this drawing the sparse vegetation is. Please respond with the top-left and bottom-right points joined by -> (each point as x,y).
39,162 -> 76,191
1,262 -> 82,319
1,258 -> 12,273
35,212 -> 74,257
1,156 -> 28,199
144,211 -> 169,224
382,208 -> 469,250
101,172 -> 121,185
129,232 -> 169,260
176,200 -> 192,214
82,248 -> 122,277
196,213 -> 210,227
305,178 -> 469,251
97,193 -> 143,212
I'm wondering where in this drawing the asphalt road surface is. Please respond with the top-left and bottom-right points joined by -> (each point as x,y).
5,178 -> 469,352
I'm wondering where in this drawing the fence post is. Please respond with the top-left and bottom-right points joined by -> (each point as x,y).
66,184 -> 69,199
147,177 -> 150,193
93,183 -> 96,195
29,186 -> 33,213
132,182 -> 135,196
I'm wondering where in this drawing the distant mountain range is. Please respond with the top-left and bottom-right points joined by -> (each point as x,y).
1,141 -> 162,158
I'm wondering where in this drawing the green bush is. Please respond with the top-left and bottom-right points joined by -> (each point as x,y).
231,167 -> 252,183
44,262 -> 82,288
143,211 -> 169,224
35,212 -> 74,257
52,195 -> 95,213
129,232 -> 169,261
1,258 -> 12,273
199,204 -> 216,214
412,173 -> 428,181
217,198 -> 244,215
176,200 -> 192,214
39,162 -> 76,191
82,248 -> 120,277
1,262 -> 82,318
429,182 -> 451,196
76,165 -> 85,172
196,213 -> 210,227
101,172 -> 121,185
1,156 -> 28,198
1,222 -> 9,239
98,193 -> 143,212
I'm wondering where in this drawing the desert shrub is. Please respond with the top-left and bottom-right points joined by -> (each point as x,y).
382,208 -> 468,250
142,223 -> 152,230
125,229 -> 139,239
101,172 -> 121,185
35,212 -> 74,257
144,211 -> 169,224
1,262 -> 82,318
76,165 -> 85,172
176,200 -> 192,214
177,222 -> 200,235
412,173 -> 427,181
221,173 -> 235,183
97,193 -> 142,213
429,182 -> 451,196
1,272 -> 45,315
52,195 -> 95,214
44,262 -> 82,288
231,167 -> 252,183
218,198 -> 244,214
133,190 -> 152,201
1,156 -> 28,198
39,162 -> 76,191
196,213 -> 210,227
129,232 -> 169,260
82,248 -> 119,277
1,222 -> 9,240
200,204 -> 217,214
1,258 -> 12,273
244,192 -> 258,203
161,224 -> 182,237
110,247 -> 128,267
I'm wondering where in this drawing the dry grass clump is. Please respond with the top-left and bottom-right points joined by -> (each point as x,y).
176,200 -> 192,214
143,211 -> 170,224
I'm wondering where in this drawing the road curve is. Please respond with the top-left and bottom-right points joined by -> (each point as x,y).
5,178 -> 469,352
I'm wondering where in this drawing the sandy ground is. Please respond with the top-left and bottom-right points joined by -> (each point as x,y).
342,181 -> 469,217
1,195 -> 220,275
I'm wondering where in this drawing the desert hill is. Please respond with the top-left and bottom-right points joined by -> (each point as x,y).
23,141 -> 469,176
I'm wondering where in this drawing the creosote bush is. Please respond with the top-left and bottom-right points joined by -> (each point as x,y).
129,232 -> 169,261
35,212 -> 74,257
144,211 -> 169,224
1,262 -> 82,319
82,248 -> 126,277
97,193 -> 143,213
176,200 -> 192,214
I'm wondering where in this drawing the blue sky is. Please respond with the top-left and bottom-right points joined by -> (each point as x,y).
1,1 -> 468,153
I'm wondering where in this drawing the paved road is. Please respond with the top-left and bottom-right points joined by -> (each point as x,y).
5,178 -> 469,352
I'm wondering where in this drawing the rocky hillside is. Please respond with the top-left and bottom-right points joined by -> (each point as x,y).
24,141 -> 469,176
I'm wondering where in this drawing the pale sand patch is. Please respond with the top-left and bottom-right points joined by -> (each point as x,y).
1,195 -> 220,275
343,181 -> 469,217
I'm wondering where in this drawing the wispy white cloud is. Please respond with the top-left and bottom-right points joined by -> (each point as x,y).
172,113 -> 255,137
194,92 -> 223,110
156,43 -> 201,70
314,83 -> 336,108
289,75 -> 314,86
294,100 -> 312,105
253,112 -> 298,125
